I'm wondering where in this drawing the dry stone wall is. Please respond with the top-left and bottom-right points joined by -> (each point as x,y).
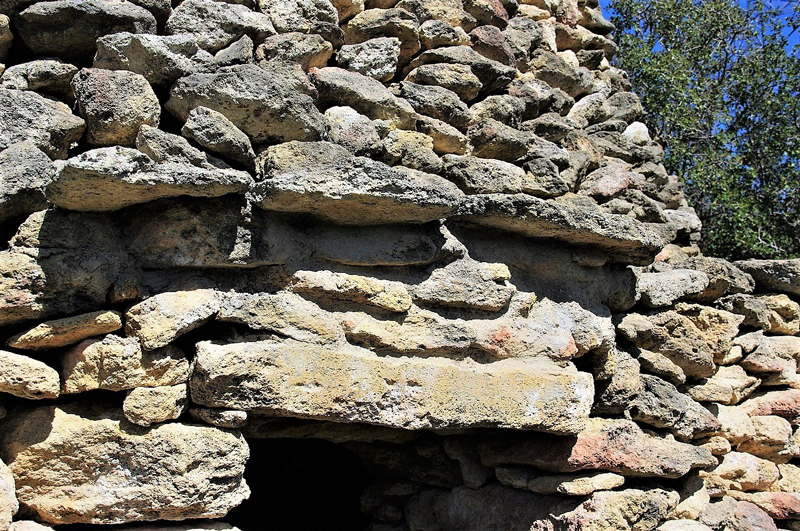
0,0 -> 799,529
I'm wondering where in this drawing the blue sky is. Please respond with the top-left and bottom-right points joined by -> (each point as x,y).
597,0 -> 800,49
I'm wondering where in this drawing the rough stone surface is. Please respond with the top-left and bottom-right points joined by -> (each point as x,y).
72,68 -> 160,147
291,270 -> 412,313
61,335 -> 190,393
413,259 -> 515,311
16,0 -> 157,62
253,155 -> 463,225
255,32 -> 333,71
0,458 -> 17,531
123,383 -> 188,426
0,60 -> 78,95
453,193 -> 665,265
637,269 -> 710,308
165,0 -> 274,52
167,64 -> 326,144
0,350 -> 60,400
310,66 -> 417,128
735,259 -> 800,297
479,417 -> 716,478
0,89 -> 85,159
337,36 -> 400,80
0,404 -> 249,525
718,293 -> 800,335
181,106 -> 255,168
7,311 -> 122,351
94,32 -> 215,87
191,337 -> 594,433
126,289 -> 220,350
47,147 -> 252,212
0,141 -> 56,223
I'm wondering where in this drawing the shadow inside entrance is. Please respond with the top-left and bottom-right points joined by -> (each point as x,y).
225,437 -> 375,531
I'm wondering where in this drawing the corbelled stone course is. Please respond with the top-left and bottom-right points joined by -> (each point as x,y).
190,337 -> 594,433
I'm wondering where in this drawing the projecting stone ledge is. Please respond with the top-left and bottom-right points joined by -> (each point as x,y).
190,338 -> 594,434
452,194 -> 664,265
252,156 -> 464,225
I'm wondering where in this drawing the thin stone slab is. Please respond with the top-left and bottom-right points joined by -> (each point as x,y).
735,259 -> 800,297
190,338 -> 594,434
7,310 -> 122,351
453,194 -> 664,265
47,147 -> 252,212
253,156 -> 464,225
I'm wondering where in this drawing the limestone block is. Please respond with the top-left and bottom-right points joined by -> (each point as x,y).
0,350 -> 60,400
0,458 -> 17,531
291,270 -> 412,313
7,311 -> 122,351
0,404 -> 249,525
61,335 -> 189,393
123,384 -> 188,427
190,337 -> 594,433
735,258 -> 800,297
125,289 -> 220,350
453,193 -> 664,265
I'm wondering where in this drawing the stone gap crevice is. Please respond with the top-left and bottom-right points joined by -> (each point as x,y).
0,0 -> 799,529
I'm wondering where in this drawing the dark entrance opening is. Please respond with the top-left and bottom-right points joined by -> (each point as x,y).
226,438 -> 375,531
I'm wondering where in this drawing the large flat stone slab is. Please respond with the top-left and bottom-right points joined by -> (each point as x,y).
190,338 -> 593,434
253,156 -> 464,225
735,259 -> 800,297
47,147 -> 252,212
453,193 -> 664,265
1,403 -> 249,525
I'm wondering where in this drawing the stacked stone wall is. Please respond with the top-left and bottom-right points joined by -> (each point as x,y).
0,0 -> 799,528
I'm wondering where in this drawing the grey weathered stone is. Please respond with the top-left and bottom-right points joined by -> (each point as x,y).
529,49 -> 594,98
738,332 -> 800,386
735,259 -> 800,297
666,256 -> 755,302
311,66 -> 417,128
253,155 -> 463,225
419,19 -> 471,49
135,125 -> 225,168
407,44 -> 517,95
72,68 -> 160,147
181,107 -> 255,168
637,269 -> 710,308
167,64 -> 326,143
496,468 -> 625,496
394,81 -> 471,130
337,36 -> 400,80
0,60 -> 77,95
214,35 -> 254,67
255,32 -> 332,71
165,0 -> 274,52
414,259 -> 516,311
684,365 -> 760,405
216,291 -> 345,345
258,0 -> 342,46
343,8 -> 420,63
191,337 -> 594,433
0,350 -> 60,400
1,403 -> 249,525
405,62 -> 483,101
717,293 -> 800,335
16,0 -> 157,62
323,106 -> 383,156
61,335 -> 190,393
0,141 -> 55,223
0,89 -> 85,159
627,374 -> 720,440
292,270 -> 412,313
47,147 -> 252,212
94,32 -> 215,87
453,193 -> 664,265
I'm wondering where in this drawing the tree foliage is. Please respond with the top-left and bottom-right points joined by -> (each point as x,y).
609,0 -> 800,259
